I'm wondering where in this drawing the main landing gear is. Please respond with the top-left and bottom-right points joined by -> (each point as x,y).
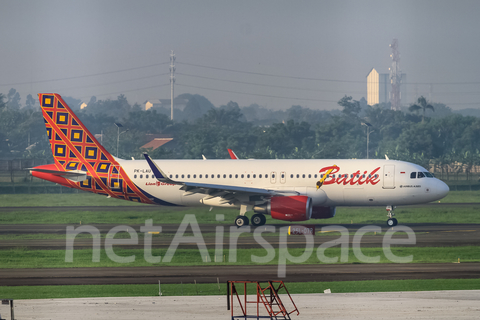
386,205 -> 398,227
234,213 -> 266,227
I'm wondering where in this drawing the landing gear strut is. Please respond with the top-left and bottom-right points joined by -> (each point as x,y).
386,205 -> 398,227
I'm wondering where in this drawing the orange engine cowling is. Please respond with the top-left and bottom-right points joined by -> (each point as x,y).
258,195 -> 313,222
311,206 -> 336,219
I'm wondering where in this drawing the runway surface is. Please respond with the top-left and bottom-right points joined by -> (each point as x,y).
0,223 -> 478,249
1,263 -> 480,286
0,205 -> 479,287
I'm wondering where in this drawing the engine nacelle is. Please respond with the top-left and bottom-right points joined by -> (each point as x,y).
311,206 -> 336,219
254,196 -> 313,222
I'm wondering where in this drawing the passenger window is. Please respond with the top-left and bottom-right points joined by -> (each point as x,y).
175,174 -> 178,178
229,174 -> 232,178
314,174 -> 317,178
308,174 -> 311,178
205,174 -> 208,178
146,174 -> 149,179
187,174 -> 190,178
223,174 -> 226,178
241,174 -> 244,178
247,174 -> 250,178
134,174 -> 137,179
253,174 -> 256,178
235,174 -> 238,178
410,172 -> 416,179
418,172 -> 425,178
272,174 -> 275,178
200,174 -> 203,178
216,174 -> 219,178
281,173 -> 284,178
259,174 -> 262,178
302,174 -> 305,178
265,174 -> 268,178
140,174 -> 143,179
181,174 -> 184,178
169,174 -> 172,178
193,174 -> 196,178
290,174 -> 294,178
296,174 -> 299,178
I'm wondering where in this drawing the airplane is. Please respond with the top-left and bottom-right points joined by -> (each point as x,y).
30,93 -> 449,227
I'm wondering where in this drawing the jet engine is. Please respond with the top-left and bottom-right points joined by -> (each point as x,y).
253,196 -> 313,222
311,206 -> 336,219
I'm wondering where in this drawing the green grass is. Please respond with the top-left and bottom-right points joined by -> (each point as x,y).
2,203 -> 480,225
1,278 -> 479,300
1,246 -> 477,269
0,193 -> 147,207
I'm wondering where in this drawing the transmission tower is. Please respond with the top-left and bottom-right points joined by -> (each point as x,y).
170,50 -> 176,120
389,39 -> 401,110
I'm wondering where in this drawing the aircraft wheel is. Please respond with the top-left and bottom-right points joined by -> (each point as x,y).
387,218 -> 398,227
251,214 -> 266,226
235,215 -> 249,227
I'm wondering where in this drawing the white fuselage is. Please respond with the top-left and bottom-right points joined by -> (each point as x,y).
118,158 -> 449,208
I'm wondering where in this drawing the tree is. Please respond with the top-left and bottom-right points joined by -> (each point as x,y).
338,95 -> 361,117
6,88 -> 21,110
0,94 -> 6,111
25,94 -> 36,109
409,96 -> 434,123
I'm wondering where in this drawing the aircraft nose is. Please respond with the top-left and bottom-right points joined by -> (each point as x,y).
436,180 -> 449,199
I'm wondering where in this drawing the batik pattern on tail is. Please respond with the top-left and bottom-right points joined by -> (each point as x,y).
38,93 -> 155,204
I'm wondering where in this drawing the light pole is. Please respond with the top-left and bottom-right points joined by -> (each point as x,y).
361,122 -> 373,159
114,123 -> 128,158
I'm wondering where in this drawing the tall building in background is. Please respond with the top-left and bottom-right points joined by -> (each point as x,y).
367,68 -> 379,105
367,69 -> 392,106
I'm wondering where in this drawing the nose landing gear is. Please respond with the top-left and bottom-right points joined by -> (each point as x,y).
386,205 -> 398,226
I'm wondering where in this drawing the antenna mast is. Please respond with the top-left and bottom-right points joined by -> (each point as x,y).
389,39 -> 401,110
170,50 -> 176,120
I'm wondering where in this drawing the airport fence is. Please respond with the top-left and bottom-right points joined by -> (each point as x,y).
0,159 -> 79,194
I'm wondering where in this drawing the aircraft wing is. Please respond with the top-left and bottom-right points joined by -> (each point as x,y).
28,168 -> 88,182
143,153 -> 298,202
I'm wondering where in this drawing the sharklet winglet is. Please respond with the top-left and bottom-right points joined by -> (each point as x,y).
143,153 -> 181,185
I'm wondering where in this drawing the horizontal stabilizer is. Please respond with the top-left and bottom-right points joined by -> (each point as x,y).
29,168 -> 88,182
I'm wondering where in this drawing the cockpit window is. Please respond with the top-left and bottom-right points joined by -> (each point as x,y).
424,172 -> 434,178
417,172 -> 425,178
410,172 -> 416,179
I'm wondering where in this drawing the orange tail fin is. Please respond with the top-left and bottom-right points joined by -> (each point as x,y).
38,93 -> 115,168
35,93 -> 154,204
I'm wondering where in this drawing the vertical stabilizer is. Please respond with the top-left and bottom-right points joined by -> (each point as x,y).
38,93 -> 115,168
36,93 -> 154,204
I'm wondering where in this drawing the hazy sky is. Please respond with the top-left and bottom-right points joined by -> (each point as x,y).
1,0 -> 479,110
